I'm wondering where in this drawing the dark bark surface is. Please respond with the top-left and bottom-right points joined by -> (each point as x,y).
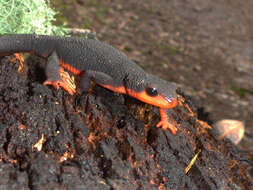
52,0 -> 253,152
0,56 -> 252,190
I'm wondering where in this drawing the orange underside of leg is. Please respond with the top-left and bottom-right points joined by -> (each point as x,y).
44,67 -> 76,95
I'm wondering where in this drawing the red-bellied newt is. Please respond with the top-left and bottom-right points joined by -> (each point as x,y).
0,34 -> 178,134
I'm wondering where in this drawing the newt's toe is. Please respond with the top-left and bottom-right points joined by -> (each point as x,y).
156,120 -> 177,135
44,69 -> 76,95
44,80 -> 76,95
11,53 -> 25,72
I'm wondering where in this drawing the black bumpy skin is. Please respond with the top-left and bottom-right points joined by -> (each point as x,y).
0,34 -> 178,134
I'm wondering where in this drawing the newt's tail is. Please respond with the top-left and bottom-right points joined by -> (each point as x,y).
0,34 -> 34,56
0,34 -> 57,58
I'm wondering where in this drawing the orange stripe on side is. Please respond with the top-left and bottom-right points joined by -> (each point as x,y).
100,84 -> 127,94
60,60 -> 82,75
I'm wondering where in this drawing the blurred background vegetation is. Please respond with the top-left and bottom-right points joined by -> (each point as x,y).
0,0 -> 66,35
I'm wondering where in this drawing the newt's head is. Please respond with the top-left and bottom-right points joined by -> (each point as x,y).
128,74 -> 178,109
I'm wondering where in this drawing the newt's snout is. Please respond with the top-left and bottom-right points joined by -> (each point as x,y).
164,97 -> 178,109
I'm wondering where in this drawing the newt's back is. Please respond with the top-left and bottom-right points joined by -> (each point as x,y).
0,34 -> 143,79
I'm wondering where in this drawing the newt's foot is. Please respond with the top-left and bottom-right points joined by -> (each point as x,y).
44,69 -> 76,95
12,53 -> 25,63
156,120 -> 177,135
43,80 -> 75,95
12,53 -> 25,72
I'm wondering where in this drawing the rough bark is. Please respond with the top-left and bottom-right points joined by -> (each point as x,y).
0,55 -> 252,190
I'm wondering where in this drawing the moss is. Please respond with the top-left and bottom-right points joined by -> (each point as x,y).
124,47 -> 133,52
83,0 -> 109,24
0,0 -> 67,35
82,16 -> 93,29
231,87 -> 253,98
143,6 -> 153,13
152,42 -> 182,55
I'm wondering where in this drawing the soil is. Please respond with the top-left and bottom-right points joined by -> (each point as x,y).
53,0 -> 253,150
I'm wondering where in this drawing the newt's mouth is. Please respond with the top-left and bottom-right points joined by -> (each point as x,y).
164,98 -> 178,109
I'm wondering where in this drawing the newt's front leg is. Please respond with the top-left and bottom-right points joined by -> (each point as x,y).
44,51 -> 76,95
156,108 -> 177,135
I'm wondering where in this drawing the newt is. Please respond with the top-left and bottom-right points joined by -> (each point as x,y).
0,34 -> 178,134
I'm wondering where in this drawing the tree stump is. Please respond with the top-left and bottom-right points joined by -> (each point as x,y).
0,55 -> 252,190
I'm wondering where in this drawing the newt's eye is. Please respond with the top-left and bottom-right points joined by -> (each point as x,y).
145,87 -> 158,97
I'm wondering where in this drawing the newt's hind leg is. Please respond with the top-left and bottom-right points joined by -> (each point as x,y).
80,70 -> 123,94
44,51 -> 76,95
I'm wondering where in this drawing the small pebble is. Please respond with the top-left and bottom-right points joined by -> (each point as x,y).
213,119 -> 245,145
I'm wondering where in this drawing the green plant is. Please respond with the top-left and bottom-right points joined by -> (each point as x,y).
0,0 -> 67,35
